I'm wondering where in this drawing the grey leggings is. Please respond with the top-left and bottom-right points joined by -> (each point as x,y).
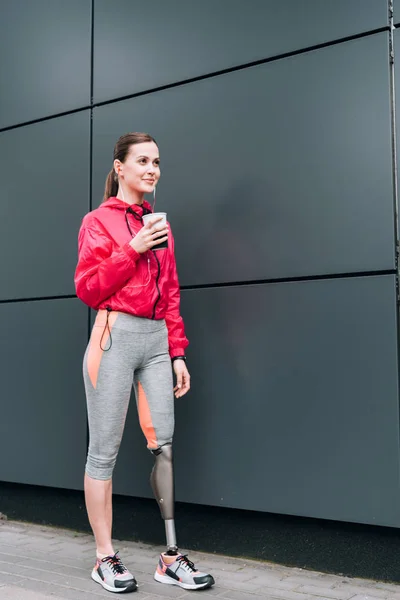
83,310 -> 175,480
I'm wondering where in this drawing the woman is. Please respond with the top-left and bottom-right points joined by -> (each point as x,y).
74,133 -> 214,593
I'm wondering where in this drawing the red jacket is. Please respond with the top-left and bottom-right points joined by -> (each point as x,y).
74,197 -> 188,358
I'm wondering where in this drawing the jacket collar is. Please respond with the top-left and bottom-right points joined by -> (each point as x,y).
102,196 -> 153,216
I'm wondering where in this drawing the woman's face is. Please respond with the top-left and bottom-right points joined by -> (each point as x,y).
115,141 -> 160,194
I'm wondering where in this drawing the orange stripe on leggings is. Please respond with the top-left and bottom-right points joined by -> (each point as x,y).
87,310 -> 118,389
137,381 -> 158,449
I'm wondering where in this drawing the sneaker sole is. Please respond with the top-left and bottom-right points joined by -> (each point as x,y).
91,569 -> 137,593
154,570 -> 214,590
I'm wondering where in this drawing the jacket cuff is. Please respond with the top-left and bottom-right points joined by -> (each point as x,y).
170,348 -> 186,359
122,241 -> 141,262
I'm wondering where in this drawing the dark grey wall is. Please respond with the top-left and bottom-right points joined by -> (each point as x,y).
1,0 -> 400,527
92,0 -> 388,102
0,0 -> 91,128
0,299 -> 88,490
92,32 -> 394,285
395,0 -> 400,25
0,112 -> 90,299
0,1 -> 92,491
114,275 -> 400,526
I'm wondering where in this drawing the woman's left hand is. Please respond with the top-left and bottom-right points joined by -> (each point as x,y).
173,360 -> 191,398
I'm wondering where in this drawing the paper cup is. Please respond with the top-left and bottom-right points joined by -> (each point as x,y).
142,212 -> 168,249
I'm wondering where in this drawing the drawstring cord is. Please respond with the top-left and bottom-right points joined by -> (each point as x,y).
100,307 -> 113,351
125,204 -> 152,235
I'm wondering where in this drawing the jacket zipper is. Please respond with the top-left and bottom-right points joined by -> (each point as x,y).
151,251 -> 161,320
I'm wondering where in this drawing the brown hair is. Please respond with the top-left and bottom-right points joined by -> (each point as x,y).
103,132 -> 157,202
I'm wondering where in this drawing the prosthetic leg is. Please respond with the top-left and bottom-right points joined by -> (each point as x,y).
150,444 -> 178,554
150,443 -> 215,589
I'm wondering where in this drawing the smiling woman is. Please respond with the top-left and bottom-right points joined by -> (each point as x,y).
74,132 -> 214,594
103,132 -> 160,203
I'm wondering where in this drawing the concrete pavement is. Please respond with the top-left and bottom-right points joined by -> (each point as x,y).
1,520 -> 400,599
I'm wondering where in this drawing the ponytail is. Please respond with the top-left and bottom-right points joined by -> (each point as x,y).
103,169 -> 118,202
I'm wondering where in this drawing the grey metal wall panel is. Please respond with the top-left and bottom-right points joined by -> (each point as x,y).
0,111 -> 90,300
0,299 -> 88,490
93,0 -> 387,103
113,275 -> 400,527
394,29 -> 400,226
0,0 -> 91,129
93,34 -> 394,286
394,2 -> 400,25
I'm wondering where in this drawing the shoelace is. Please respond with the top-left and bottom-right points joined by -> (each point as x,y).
177,554 -> 196,573
102,552 -> 127,575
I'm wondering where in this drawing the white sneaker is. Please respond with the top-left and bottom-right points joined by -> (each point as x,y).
91,552 -> 137,593
154,552 -> 215,590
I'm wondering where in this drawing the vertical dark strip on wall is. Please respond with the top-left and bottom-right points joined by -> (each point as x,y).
388,0 -> 400,433
389,1 -> 399,276
88,0 -> 94,345
86,0 -> 95,451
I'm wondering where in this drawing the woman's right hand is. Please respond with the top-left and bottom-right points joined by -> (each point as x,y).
129,216 -> 169,254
